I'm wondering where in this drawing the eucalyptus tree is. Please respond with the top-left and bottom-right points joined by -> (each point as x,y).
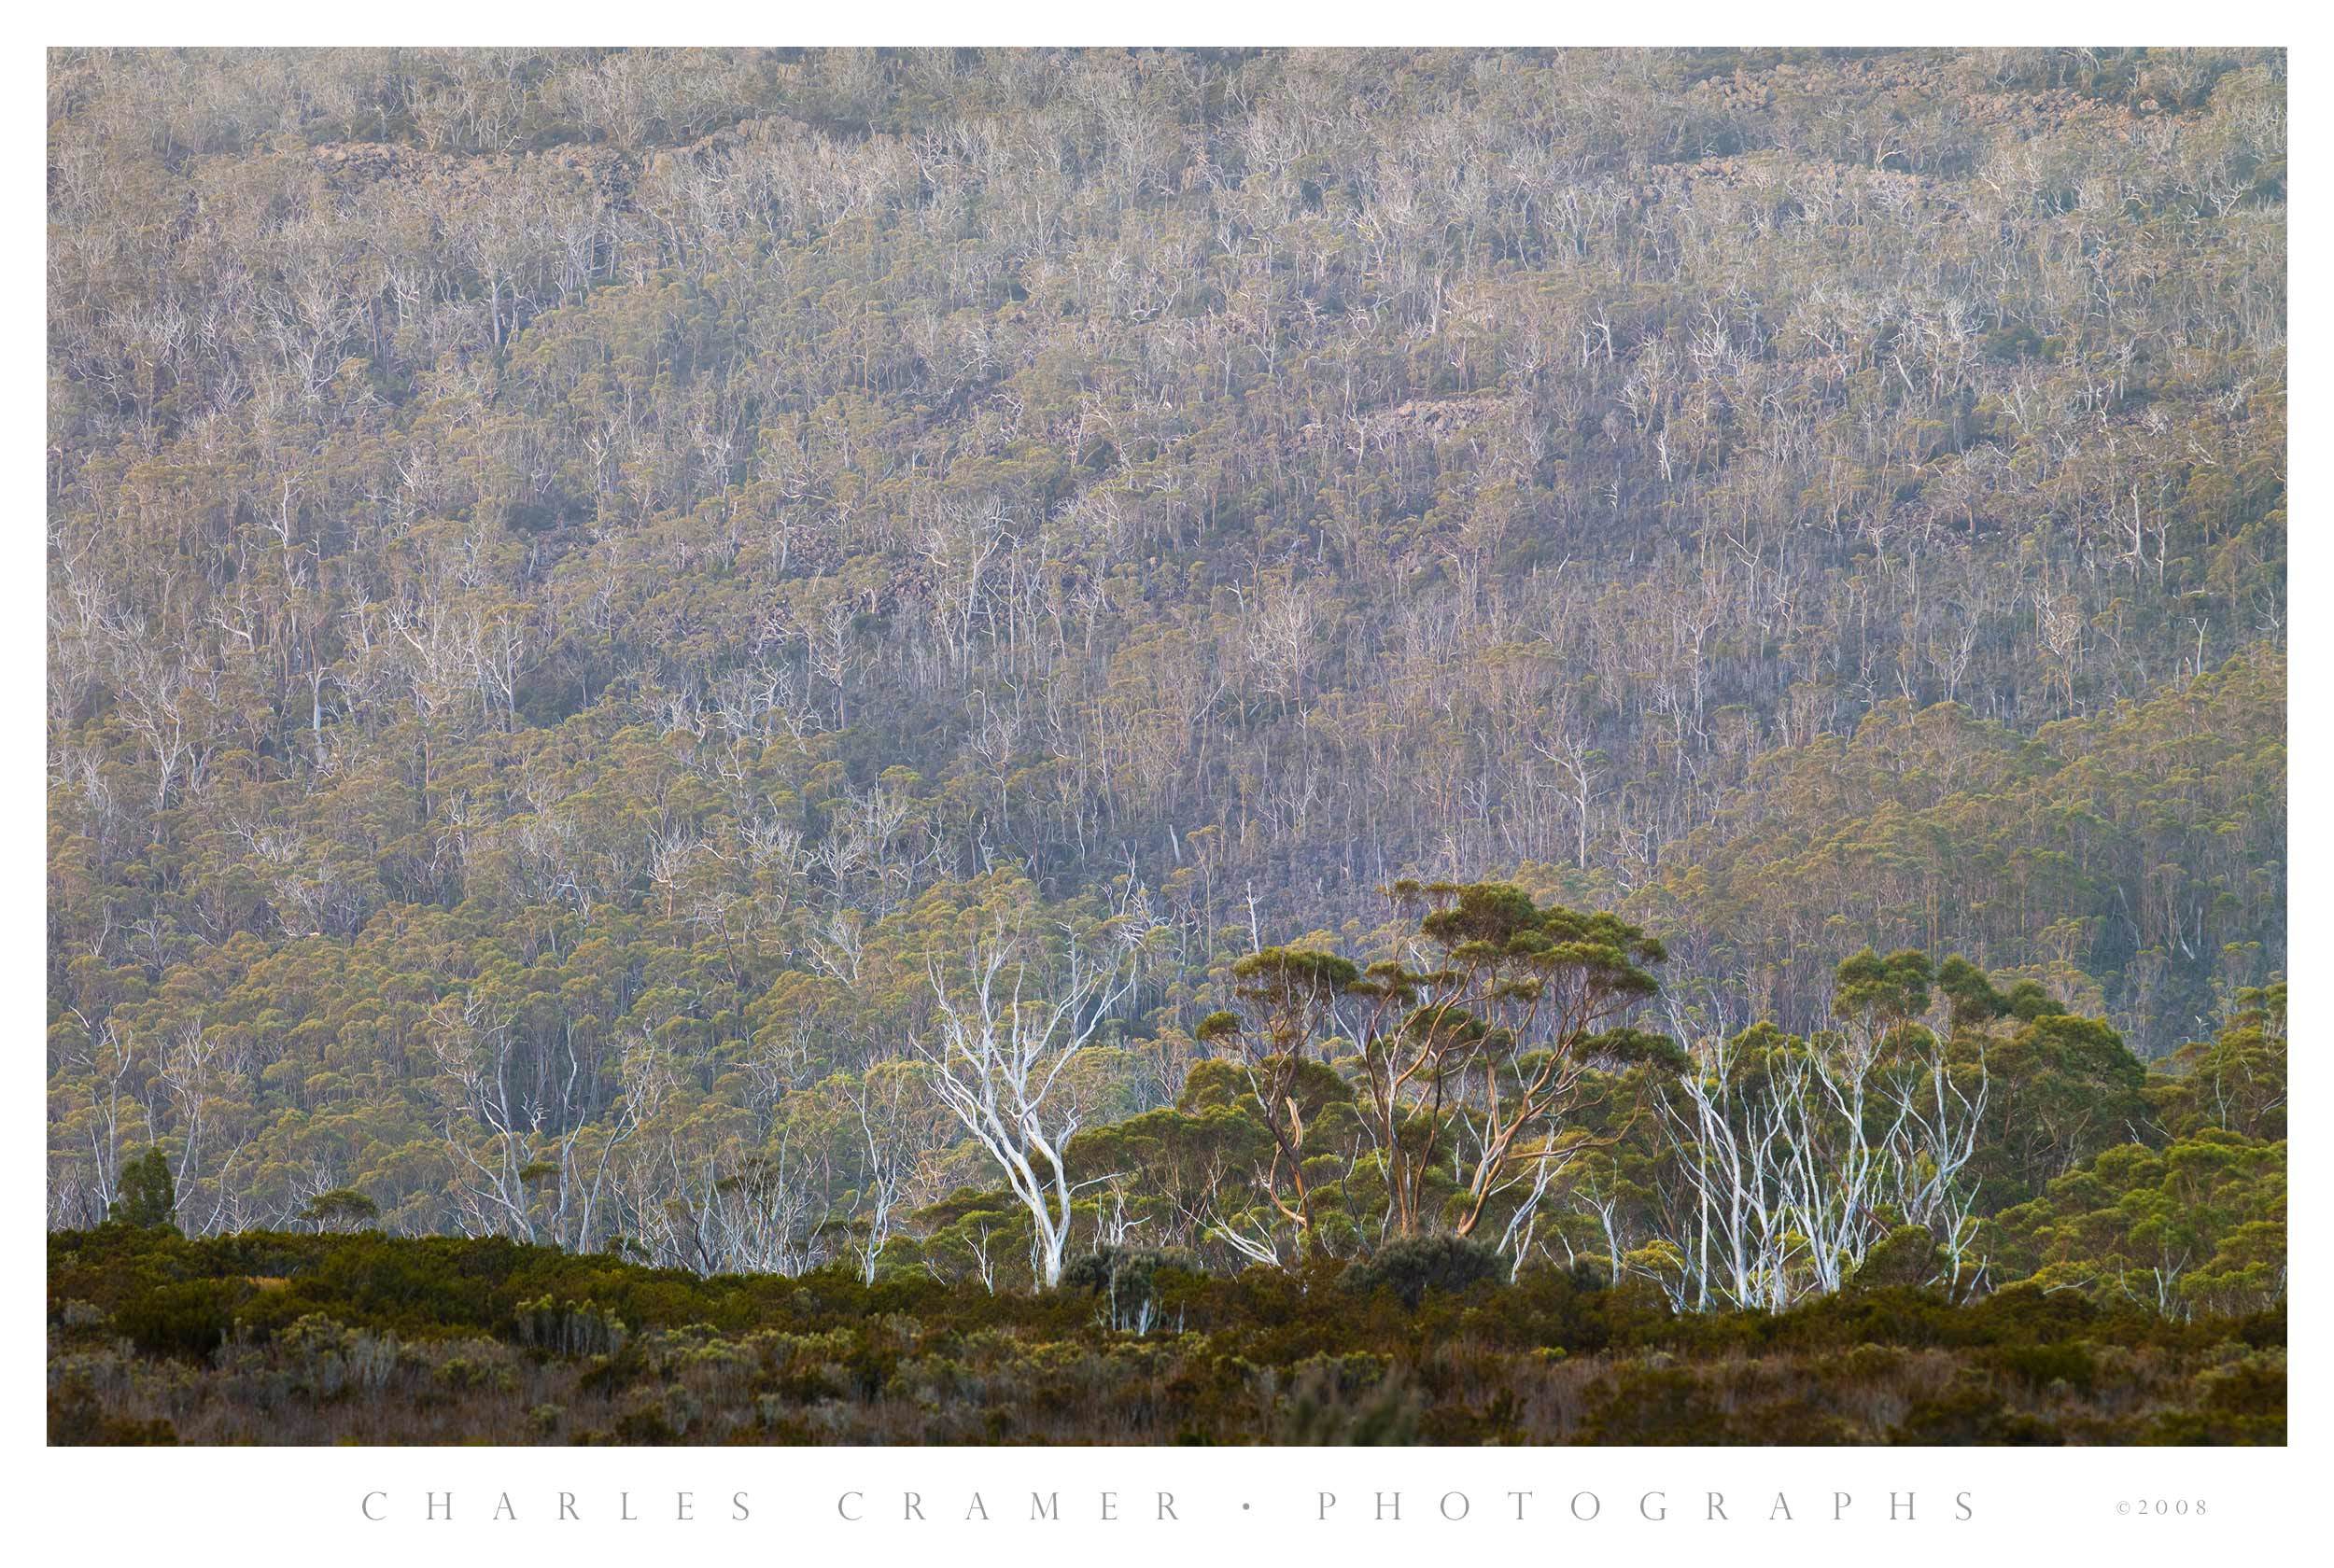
915,881 -> 1159,1287
1653,951 -> 1992,1309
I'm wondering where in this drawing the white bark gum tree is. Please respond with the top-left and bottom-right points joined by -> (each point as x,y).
1655,1025 -> 1990,1310
920,915 -> 1145,1289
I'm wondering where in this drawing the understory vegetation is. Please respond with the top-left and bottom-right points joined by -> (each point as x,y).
48,1224 -> 2285,1445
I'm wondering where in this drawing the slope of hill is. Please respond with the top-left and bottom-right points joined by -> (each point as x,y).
48,48 -> 2284,1244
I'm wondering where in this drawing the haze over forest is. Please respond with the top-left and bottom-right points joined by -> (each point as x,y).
48,49 -> 2284,1309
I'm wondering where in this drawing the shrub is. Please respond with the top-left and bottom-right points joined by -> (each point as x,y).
43,1225 -> 2285,1445
1849,1225 -> 1947,1292
1342,1235 -> 1502,1309
1060,1247 -> 1191,1334
113,1277 -> 248,1359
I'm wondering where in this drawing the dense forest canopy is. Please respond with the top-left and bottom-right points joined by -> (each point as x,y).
47,49 -> 2284,1311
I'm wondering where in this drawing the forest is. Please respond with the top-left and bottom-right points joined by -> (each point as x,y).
46,47 -> 2284,1442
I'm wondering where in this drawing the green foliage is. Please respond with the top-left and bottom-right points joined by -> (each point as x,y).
1937,956 -> 2067,1028
2150,983 -> 2286,1141
110,1148 -> 177,1233
302,1188 -> 381,1232
1849,1225 -> 1947,1292
1059,1247 -> 1193,1333
1342,1235 -> 1503,1309
1230,947 -> 1360,1052
1990,1129 -> 2285,1318
113,1277 -> 249,1360
47,1224 -> 2283,1444
1835,948 -> 1935,1032
1966,1010 -> 2151,1206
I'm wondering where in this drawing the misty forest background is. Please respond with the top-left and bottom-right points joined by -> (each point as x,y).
48,49 -> 2285,1337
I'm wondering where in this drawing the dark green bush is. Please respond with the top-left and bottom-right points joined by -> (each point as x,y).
46,1226 -> 2285,1445
108,1148 -> 177,1232
1061,1247 -> 1193,1333
113,1276 -> 249,1359
1341,1235 -> 1502,1309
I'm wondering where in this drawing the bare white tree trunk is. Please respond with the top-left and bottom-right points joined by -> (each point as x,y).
1656,1025 -> 1989,1309
917,907 -> 1146,1288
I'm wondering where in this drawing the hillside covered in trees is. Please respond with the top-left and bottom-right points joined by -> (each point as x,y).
48,48 -> 2284,1370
